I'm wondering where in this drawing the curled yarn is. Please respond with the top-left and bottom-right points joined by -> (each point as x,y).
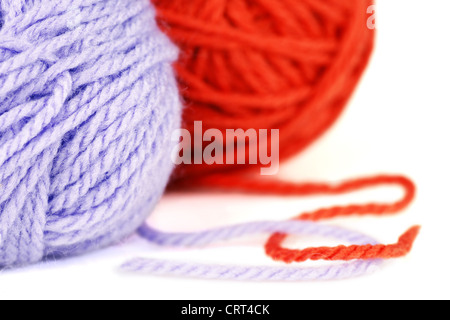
168,174 -> 418,263
0,0 -> 181,267
124,174 -> 417,280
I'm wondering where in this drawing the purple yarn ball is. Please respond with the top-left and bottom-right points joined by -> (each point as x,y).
0,0 -> 181,267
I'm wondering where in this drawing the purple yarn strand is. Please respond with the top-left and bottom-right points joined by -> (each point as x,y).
137,220 -> 378,247
122,220 -> 382,281
122,258 -> 380,281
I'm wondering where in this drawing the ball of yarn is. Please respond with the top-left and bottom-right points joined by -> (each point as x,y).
153,0 -> 375,180
0,0 -> 181,267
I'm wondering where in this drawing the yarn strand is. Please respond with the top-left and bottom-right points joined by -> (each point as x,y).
123,220 -> 382,281
170,174 -> 418,262
122,258 -> 380,281
125,174 -> 418,281
266,226 -> 420,263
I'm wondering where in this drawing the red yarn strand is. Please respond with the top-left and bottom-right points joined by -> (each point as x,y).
171,173 -> 419,262
266,226 -> 420,263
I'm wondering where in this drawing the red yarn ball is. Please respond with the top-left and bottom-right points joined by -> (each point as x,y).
153,0 -> 375,181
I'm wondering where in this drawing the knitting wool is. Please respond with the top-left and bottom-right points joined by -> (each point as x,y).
0,0 -> 181,267
153,0 -> 376,181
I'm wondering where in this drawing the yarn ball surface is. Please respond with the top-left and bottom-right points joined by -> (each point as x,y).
153,0 -> 375,180
0,0 -> 181,267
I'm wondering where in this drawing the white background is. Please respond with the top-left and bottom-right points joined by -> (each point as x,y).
1,0 -> 450,300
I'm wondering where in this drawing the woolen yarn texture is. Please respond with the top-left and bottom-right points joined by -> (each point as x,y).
0,0 -> 181,267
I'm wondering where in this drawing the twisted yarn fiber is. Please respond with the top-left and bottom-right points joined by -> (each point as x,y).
123,220 -> 382,281
0,0 -> 181,267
